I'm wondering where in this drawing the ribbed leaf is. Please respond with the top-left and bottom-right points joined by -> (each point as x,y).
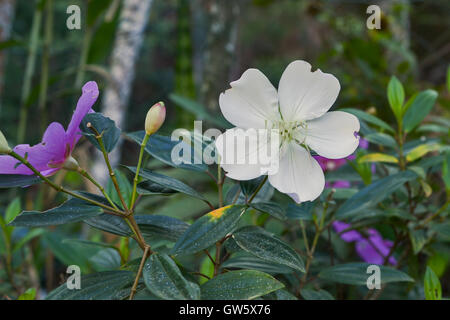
80,112 -> 121,153
200,270 -> 284,300
127,131 -> 207,172
127,166 -> 207,201
336,170 -> 417,220
250,202 -> 286,220
319,263 -> 414,285
171,205 -> 246,255
9,196 -> 104,227
46,271 -> 134,300
232,226 -> 304,272
143,253 -> 200,300
135,215 -> 189,242
0,174 -> 41,188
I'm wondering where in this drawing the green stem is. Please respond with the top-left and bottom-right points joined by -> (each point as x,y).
130,133 -> 150,209
218,165 -> 224,207
17,0 -> 43,143
300,190 -> 334,289
38,0 -> 53,134
8,151 -> 123,216
76,168 -> 118,210
248,176 -> 268,204
87,123 -> 130,213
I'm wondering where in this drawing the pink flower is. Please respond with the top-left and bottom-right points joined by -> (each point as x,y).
0,81 -> 99,176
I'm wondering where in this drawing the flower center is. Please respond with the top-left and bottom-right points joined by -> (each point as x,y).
269,120 -> 307,146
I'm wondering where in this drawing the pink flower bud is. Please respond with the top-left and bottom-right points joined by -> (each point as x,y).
145,102 -> 166,135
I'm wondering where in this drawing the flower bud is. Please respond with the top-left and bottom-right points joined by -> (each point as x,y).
145,102 -> 166,135
0,130 -> 12,154
62,156 -> 80,171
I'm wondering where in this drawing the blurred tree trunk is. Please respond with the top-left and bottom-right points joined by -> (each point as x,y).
92,0 -> 154,183
200,0 -> 242,111
0,0 -> 15,112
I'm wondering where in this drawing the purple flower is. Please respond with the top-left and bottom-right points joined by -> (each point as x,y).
0,81 -> 99,176
332,221 -> 397,266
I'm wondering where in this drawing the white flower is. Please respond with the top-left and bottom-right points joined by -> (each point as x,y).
215,60 -> 360,203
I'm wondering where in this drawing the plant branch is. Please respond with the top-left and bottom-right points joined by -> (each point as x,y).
130,133 -> 150,209
8,151 -> 123,216
129,245 -> 151,300
87,123 -> 130,213
248,176 -> 268,204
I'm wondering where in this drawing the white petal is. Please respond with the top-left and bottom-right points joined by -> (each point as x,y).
219,69 -> 280,129
278,60 -> 340,121
304,111 -> 360,159
215,128 -> 275,181
268,143 -> 324,203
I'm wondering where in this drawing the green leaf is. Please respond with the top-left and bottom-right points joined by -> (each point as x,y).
444,152 -> 450,192
9,197 -> 104,227
84,213 -> 131,237
406,143 -> 440,163
424,266 -> 442,300
387,76 -> 405,120
431,222 -> 450,241
232,226 -> 304,272
319,263 -> 414,285
5,197 -> 21,224
43,233 -> 95,272
62,240 -> 121,271
340,108 -> 395,133
46,271 -> 134,300
80,112 -> 121,153
127,131 -> 207,172
169,94 -> 231,128
268,289 -> 298,300
18,288 -> 36,300
363,132 -> 397,149
447,65 -> 450,92
201,270 -> 284,300
221,251 -> 294,274
106,169 -> 132,209
336,170 -> 417,220
143,253 -> 200,300
137,180 -> 178,196
87,0 -> 113,27
250,202 -> 286,220
171,205 -> 246,255
358,153 -> 398,164
0,174 -> 41,188
234,178 -> 274,204
135,215 -> 190,242
409,229 -> 428,254
301,289 -> 335,300
12,228 -> 45,252
127,167 -> 207,202
89,248 -> 121,272
286,202 -> 314,220
240,176 -> 267,197
403,90 -> 438,132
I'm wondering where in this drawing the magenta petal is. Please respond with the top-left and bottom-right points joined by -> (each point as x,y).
65,81 -> 99,150
333,221 -> 362,242
355,239 -> 385,265
355,230 -> 397,265
332,180 -> 351,188
42,122 -> 67,164
0,143 -> 52,175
